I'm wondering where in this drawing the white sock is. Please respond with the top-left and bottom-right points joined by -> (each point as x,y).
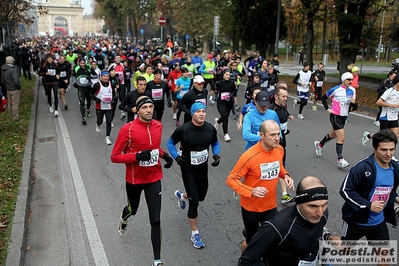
192,230 -> 199,236
282,192 -> 287,196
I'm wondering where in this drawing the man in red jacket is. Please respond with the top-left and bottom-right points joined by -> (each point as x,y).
110,96 -> 173,266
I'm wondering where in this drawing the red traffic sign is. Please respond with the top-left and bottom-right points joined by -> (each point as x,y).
158,17 -> 166,26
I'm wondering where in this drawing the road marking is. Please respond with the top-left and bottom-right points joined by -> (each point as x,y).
57,110 -> 109,266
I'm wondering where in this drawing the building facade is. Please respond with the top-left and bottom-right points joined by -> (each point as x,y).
83,15 -> 105,36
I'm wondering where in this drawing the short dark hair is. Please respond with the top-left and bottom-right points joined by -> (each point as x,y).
274,85 -> 288,96
372,129 -> 398,149
137,76 -> 147,83
249,87 -> 261,98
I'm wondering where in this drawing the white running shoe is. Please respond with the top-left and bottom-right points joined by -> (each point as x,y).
298,114 -> 304,120
49,105 -> 54,113
214,118 -> 219,130
111,122 -> 115,128
224,133 -> 231,142
314,141 -> 322,157
374,120 -> 380,127
209,97 -> 215,104
337,158 -> 350,168
120,111 -> 126,119
53,110 -> 58,117
293,99 -> 298,108
95,124 -> 101,132
105,137 -> 112,145
362,131 -> 370,146
173,113 -> 177,120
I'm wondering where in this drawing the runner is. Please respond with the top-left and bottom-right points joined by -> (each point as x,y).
110,95 -> 173,266
57,54 -> 71,110
167,102 -> 220,249
227,120 -> 294,252
145,69 -> 170,121
314,72 -> 357,168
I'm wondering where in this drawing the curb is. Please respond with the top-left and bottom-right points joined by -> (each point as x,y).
6,77 -> 39,266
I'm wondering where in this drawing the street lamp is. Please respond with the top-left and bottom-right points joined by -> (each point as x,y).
377,0 -> 387,63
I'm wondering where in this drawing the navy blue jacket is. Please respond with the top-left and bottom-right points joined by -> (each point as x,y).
340,154 -> 399,226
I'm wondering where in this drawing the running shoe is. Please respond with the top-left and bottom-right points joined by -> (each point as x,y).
174,190 -> 186,210
214,118 -> 219,130
117,213 -> 128,236
105,136 -> 112,145
232,114 -> 239,120
54,110 -> 59,117
312,105 -> 317,111
233,191 -> 240,200
314,141 -> 322,157
120,111 -> 126,119
95,124 -> 101,132
298,114 -> 304,120
153,261 -> 163,266
49,105 -> 54,113
173,113 -> 177,120
224,133 -> 231,142
281,194 -> 294,204
374,120 -> 380,127
191,233 -> 205,249
236,105 -> 241,111
82,117 -> 87,125
292,99 -> 298,108
337,158 -> 350,168
86,109 -> 91,117
362,131 -> 370,146
209,97 -> 215,104
111,122 -> 115,128
64,104 -> 68,110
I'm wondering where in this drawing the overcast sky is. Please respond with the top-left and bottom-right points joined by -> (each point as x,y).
82,0 -> 93,15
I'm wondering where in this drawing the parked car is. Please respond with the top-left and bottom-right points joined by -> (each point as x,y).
392,58 -> 399,66
391,47 -> 399,53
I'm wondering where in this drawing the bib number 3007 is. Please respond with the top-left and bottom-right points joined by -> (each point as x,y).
139,149 -> 159,167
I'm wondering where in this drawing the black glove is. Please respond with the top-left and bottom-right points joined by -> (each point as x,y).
163,153 -> 173,169
73,83 -> 78,88
176,156 -> 186,167
95,98 -> 101,103
136,150 -> 152,161
211,155 -> 220,167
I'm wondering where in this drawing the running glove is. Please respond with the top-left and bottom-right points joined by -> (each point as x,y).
95,98 -> 101,103
176,156 -> 186,167
136,150 -> 152,161
163,153 -> 173,168
211,155 -> 220,167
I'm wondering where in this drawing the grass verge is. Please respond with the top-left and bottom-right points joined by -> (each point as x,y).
0,77 -> 35,265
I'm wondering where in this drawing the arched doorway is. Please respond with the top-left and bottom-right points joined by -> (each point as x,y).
54,16 -> 68,36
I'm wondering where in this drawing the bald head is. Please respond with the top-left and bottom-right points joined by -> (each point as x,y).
260,120 -> 279,135
296,176 -> 326,195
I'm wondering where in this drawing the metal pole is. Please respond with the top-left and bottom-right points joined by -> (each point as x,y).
161,26 -> 163,43
275,0 -> 281,54
377,0 -> 386,63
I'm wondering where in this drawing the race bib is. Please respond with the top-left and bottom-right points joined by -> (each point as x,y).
371,186 -> 392,203
60,71 -> 66,77
221,92 -> 230,101
208,69 -> 214,74
260,161 -> 280,180
79,77 -> 88,84
152,89 -> 163,101
260,81 -> 268,88
97,60 -> 103,65
126,72 -> 131,78
118,72 -> 123,79
102,93 -> 112,103
180,89 -> 188,97
139,149 -> 159,167
339,98 -> 349,114
390,107 -> 398,114
48,69 -> 56,76
188,72 -> 193,78
195,98 -> 207,106
268,85 -> 275,93
190,149 -> 208,165
316,81 -> 323,87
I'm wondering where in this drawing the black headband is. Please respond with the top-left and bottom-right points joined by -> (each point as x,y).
295,187 -> 328,204
136,97 -> 154,111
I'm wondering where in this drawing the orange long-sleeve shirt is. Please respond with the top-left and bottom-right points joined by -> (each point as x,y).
226,142 -> 289,213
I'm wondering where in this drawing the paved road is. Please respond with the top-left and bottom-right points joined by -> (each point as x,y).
8,73 -> 399,266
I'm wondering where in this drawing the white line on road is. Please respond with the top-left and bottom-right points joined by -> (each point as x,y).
57,110 -> 109,266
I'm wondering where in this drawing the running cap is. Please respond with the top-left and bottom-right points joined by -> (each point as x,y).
207,54 -> 213,59
341,72 -> 353,82
136,96 -> 154,111
193,75 -> 205,83
5,56 -> 15,64
351,66 -> 359,73
295,187 -> 328,204
255,91 -> 270,106
190,102 -> 207,116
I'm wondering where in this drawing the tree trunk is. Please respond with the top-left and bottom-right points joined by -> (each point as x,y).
305,14 -> 314,71
202,36 -> 211,56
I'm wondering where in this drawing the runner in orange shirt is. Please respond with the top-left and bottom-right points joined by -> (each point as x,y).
226,120 -> 294,252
